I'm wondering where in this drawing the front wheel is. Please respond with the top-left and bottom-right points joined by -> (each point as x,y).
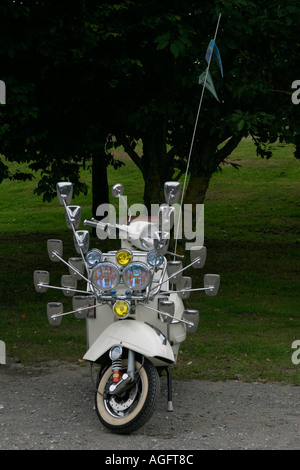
95,357 -> 160,434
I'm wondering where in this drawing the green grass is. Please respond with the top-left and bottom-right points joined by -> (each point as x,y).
1,140 -> 300,384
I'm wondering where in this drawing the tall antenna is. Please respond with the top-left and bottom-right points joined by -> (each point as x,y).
173,13 -> 222,258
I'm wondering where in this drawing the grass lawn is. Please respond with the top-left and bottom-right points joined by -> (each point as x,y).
0,139 -> 300,383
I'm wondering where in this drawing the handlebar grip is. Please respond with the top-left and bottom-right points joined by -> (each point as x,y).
83,218 -> 108,231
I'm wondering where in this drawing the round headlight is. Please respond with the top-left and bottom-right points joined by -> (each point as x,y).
147,250 -> 164,267
113,300 -> 130,319
86,249 -> 102,268
91,262 -> 120,290
116,249 -> 132,266
109,345 -> 123,360
122,262 -> 151,290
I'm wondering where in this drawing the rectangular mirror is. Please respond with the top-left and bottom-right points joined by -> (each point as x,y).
164,181 -> 181,205
33,270 -> 49,292
65,205 -> 81,229
167,260 -> 182,275
182,309 -> 199,333
56,182 -> 73,206
190,246 -> 207,268
72,295 -> 95,319
61,274 -> 77,296
167,260 -> 182,286
68,257 -> 85,280
47,302 -> 63,326
158,299 -> 175,323
73,230 -> 90,254
204,274 -> 220,296
47,239 -> 63,262
179,276 -> 192,299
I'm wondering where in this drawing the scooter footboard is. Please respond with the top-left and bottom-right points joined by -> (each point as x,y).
83,320 -> 175,367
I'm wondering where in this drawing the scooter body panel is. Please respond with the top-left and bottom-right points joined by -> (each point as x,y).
83,319 -> 175,366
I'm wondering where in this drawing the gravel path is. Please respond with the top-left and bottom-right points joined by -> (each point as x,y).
0,359 -> 300,450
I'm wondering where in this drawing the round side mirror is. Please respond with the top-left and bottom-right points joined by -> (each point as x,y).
111,183 -> 124,198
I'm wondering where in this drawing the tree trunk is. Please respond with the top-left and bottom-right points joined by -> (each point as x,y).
92,151 -> 109,220
141,121 -> 173,209
184,171 -> 212,205
141,140 -> 164,209
179,140 -> 216,251
142,159 -> 164,209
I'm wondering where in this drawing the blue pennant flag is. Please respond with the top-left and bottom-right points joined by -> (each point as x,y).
205,39 -> 223,77
198,68 -> 221,103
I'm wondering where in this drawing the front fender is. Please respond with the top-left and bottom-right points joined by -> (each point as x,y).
83,320 -> 174,366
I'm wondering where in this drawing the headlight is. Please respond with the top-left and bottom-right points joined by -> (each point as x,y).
113,300 -> 130,319
109,345 -> 123,360
91,262 -> 120,290
147,250 -> 164,267
122,262 -> 151,290
86,249 -> 102,268
116,249 -> 132,266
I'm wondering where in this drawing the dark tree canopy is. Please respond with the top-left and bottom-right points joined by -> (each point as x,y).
0,0 -> 299,209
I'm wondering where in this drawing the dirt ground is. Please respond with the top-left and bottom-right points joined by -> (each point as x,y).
0,358 -> 300,451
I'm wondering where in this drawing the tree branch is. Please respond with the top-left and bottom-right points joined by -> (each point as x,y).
118,135 -> 143,171
215,134 -> 244,166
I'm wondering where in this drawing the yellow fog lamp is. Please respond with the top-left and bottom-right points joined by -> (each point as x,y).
113,300 -> 130,319
116,249 -> 132,266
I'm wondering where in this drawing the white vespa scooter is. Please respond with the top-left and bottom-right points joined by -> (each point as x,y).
34,180 -> 220,434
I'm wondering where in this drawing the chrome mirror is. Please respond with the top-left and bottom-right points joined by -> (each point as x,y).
167,260 -> 182,286
72,295 -> 95,319
47,302 -> 63,326
56,182 -> 73,206
47,239 -> 63,262
111,183 -> 124,198
179,276 -> 192,299
73,230 -> 90,254
158,299 -> 175,324
190,246 -> 207,268
204,274 -> 220,296
61,274 -> 77,296
68,257 -> 85,280
182,310 -> 199,333
111,183 -> 132,224
65,205 -> 81,229
164,181 -> 181,205
33,270 -> 49,292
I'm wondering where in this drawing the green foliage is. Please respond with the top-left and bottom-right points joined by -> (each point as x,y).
0,1 -> 299,207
